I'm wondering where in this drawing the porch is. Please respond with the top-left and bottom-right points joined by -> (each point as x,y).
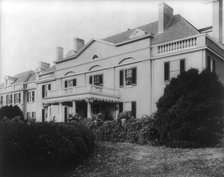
42,85 -> 120,122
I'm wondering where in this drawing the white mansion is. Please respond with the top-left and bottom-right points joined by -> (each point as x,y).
1,2 -> 224,122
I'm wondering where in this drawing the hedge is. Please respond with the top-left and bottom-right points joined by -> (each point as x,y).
78,115 -> 158,145
0,122 -> 95,172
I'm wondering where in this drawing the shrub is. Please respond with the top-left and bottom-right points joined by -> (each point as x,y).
0,105 -> 24,121
80,115 -> 158,145
0,122 -> 95,172
155,69 -> 224,147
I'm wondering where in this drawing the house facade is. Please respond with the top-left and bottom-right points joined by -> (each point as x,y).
1,2 -> 224,122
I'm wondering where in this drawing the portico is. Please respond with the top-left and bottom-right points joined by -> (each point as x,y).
43,93 -> 119,122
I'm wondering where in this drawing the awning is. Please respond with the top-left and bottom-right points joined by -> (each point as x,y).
43,93 -> 119,104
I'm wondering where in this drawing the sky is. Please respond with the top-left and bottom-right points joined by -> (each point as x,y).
0,0 -> 213,82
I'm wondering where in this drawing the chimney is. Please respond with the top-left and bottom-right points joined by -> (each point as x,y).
158,3 -> 173,34
73,38 -> 85,52
39,62 -> 50,71
212,0 -> 223,43
56,47 -> 63,60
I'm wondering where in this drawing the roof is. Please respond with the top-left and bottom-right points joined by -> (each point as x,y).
13,70 -> 36,84
103,15 -> 200,45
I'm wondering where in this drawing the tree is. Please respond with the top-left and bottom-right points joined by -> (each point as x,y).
155,69 -> 224,147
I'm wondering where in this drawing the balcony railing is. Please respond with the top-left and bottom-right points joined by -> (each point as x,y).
46,85 -> 119,98
152,34 -> 206,57
158,37 -> 197,54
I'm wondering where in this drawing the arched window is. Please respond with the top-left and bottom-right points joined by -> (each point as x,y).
88,65 -> 102,71
92,54 -> 99,60
64,71 -> 75,76
118,57 -> 134,65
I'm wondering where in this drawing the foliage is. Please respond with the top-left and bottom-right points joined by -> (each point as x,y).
155,69 -> 224,147
0,122 -> 95,172
78,115 -> 158,145
0,105 -> 24,121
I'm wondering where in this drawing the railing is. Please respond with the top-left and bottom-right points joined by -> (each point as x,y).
157,37 -> 197,54
46,85 -> 119,98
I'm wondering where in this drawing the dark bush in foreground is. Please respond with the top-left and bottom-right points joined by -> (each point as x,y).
155,69 -> 224,147
0,122 -> 95,172
0,105 -> 24,121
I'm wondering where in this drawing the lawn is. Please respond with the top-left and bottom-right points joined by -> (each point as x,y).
65,142 -> 224,177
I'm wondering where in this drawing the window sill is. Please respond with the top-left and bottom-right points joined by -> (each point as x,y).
120,84 -> 137,89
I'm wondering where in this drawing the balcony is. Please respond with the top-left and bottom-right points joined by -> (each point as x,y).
46,85 -> 119,99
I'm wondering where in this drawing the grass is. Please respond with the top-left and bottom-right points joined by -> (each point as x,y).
3,142 -> 224,177
65,142 -> 224,177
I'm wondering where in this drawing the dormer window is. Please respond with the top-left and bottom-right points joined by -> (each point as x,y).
92,54 -> 99,60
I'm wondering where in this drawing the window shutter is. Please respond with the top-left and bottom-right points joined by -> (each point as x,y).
73,79 -> 76,86
42,85 -> 45,98
89,76 -> 93,84
27,92 -> 29,102
131,101 -> 136,118
164,62 -> 170,81
119,102 -> 123,113
207,56 -> 211,72
14,94 -> 16,103
133,68 -> 137,85
18,93 -> 21,103
120,70 -> 124,87
212,59 -> 216,73
32,91 -> 35,102
180,59 -> 185,73
99,75 -> 103,85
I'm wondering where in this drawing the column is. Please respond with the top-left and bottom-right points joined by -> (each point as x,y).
72,101 -> 76,115
87,100 -> 92,119
59,102 -> 63,122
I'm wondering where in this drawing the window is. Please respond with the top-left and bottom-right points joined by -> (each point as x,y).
164,62 -> 170,81
42,84 -> 51,98
32,112 -> 36,119
10,95 -> 12,104
164,59 -> 186,81
27,91 -> 35,103
27,112 -> 36,119
119,102 -> 123,113
14,93 -> 21,104
207,56 -> 215,73
0,96 -> 3,105
120,68 -> 137,87
65,78 -> 76,88
6,94 -> 12,105
89,74 -> 103,86
6,95 -> 8,105
92,54 -> 99,60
